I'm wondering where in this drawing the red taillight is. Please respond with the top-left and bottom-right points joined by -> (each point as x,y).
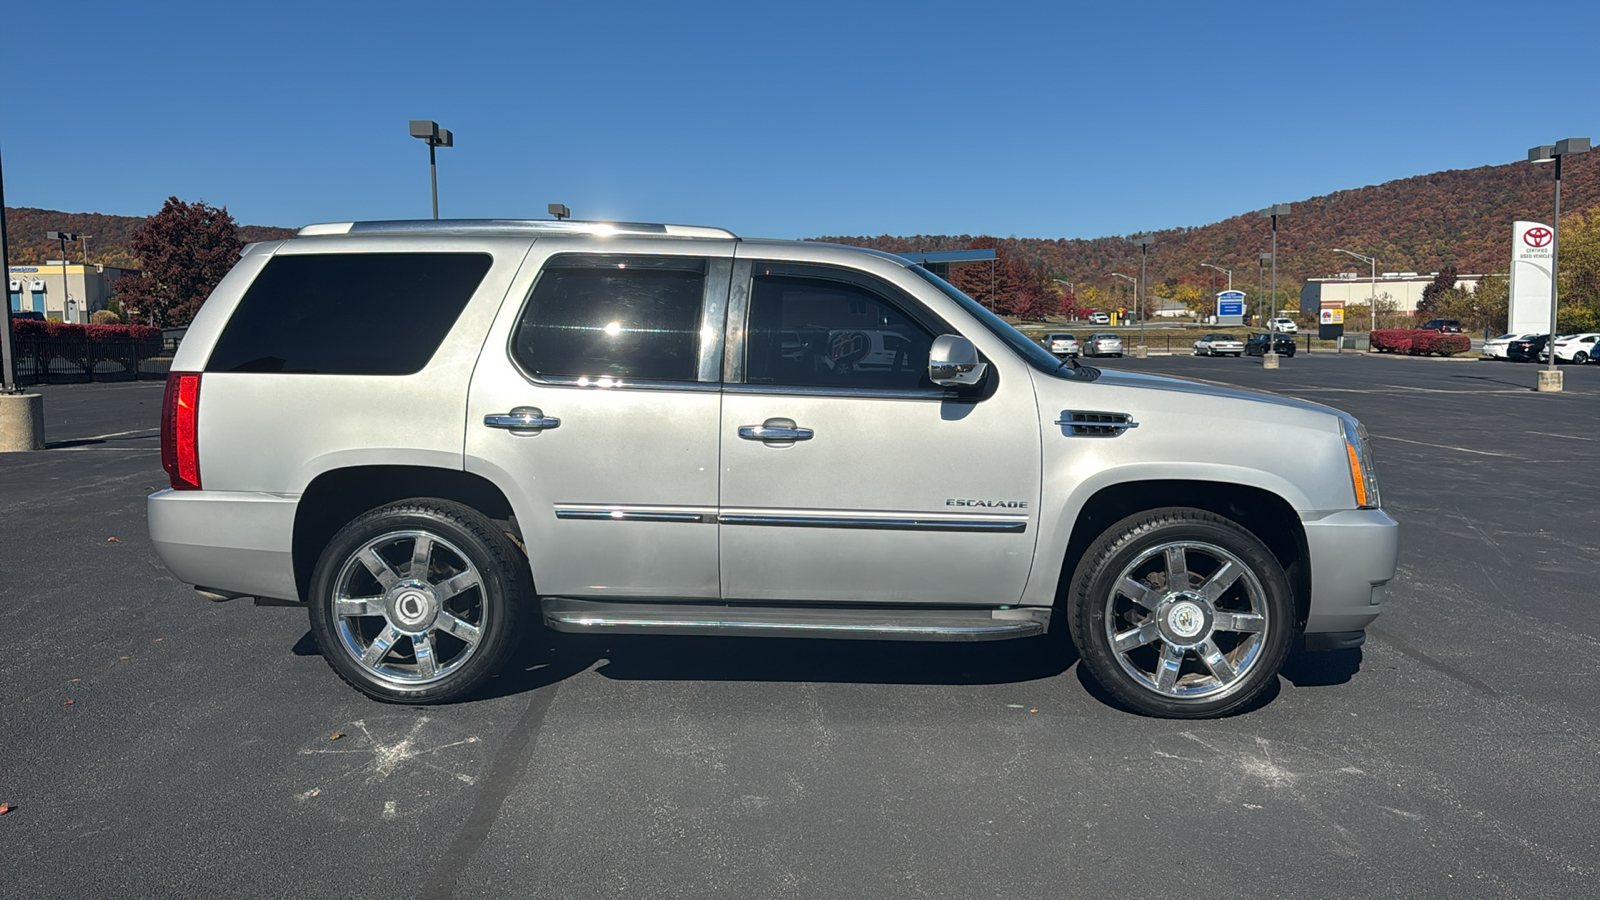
160,372 -> 202,490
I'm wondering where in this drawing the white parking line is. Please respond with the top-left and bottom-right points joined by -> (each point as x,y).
1371,435 -> 1514,457
1526,430 -> 1598,442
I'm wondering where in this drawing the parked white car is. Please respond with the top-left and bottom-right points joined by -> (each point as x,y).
1042,332 -> 1080,357
1483,333 -> 1538,359
1087,311 -> 1111,325
1085,333 -> 1123,357
1192,333 -> 1244,357
1267,317 -> 1298,334
1542,332 -> 1600,364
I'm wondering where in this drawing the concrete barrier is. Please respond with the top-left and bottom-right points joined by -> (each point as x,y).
0,392 -> 45,452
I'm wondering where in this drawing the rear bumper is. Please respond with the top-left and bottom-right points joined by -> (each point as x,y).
1302,508 -> 1399,634
147,489 -> 301,601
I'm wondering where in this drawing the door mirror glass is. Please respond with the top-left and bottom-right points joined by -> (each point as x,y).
928,334 -> 986,387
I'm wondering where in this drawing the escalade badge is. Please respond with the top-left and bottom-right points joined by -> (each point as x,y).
945,499 -> 1028,509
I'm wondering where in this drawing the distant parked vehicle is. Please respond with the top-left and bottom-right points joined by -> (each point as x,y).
1245,333 -> 1296,357
1418,319 -> 1464,333
1267,317 -> 1298,334
1542,332 -> 1600,364
1506,334 -> 1549,362
1084,333 -> 1123,357
1087,311 -> 1111,325
1483,332 -> 1537,359
1192,333 -> 1244,357
1042,332 -> 1080,357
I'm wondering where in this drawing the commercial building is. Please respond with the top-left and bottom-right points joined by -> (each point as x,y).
8,262 -> 138,324
1300,271 -> 1485,316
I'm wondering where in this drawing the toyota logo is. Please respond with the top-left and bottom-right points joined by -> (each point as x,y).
1525,227 -> 1553,248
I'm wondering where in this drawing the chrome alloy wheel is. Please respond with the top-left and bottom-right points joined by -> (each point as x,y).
1103,540 -> 1270,699
330,530 -> 488,687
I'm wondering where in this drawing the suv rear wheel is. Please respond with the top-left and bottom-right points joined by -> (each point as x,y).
1068,508 -> 1293,718
308,499 -> 528,704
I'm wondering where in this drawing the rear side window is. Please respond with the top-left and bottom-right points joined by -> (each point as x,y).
511,255 -> 706,383
206,252 -> 492,375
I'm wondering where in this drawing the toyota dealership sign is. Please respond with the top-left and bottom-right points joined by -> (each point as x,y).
1509,221 -> 1554,335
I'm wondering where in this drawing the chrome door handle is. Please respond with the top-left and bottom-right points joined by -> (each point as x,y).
485,406 -> 561,432
738,417 -> 813,443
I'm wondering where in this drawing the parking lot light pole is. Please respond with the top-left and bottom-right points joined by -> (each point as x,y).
1129,235 -> 1156,357
1105,272 -> 1136,330
46,230 -> 77,323
1,142 -> 47,451
1257,205 -> 1291,367
1201,263 -> 1231,320
1258,253 -> 1271,324
1333,248 -> 1378,332
409,120 -> 454,220
1529,138 -> 1590,393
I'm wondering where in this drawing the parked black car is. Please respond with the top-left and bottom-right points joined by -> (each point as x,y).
1418,318 -> 1464,333
1244,333 -> 1297,357
1506,334 -> 1549,362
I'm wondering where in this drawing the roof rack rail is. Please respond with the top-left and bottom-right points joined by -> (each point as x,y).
296,219 -> 738,240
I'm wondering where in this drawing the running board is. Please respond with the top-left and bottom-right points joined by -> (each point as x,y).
541,598 -> 1049,641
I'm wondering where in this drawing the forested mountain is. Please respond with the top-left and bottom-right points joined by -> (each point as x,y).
819,152 -> 1600,301
3,207 -> 294,268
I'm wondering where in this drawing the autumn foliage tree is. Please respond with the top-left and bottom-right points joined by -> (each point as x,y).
114,197 -> 243,327
949,238 -> 1055,320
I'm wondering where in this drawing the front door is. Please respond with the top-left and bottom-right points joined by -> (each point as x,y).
717,257 -> 1041,606
466,240 -> 733,600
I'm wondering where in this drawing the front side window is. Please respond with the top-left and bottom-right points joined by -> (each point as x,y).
511,255 -> 706,383
745,272 -> 935,390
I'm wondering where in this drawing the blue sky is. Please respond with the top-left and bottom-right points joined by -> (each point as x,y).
3,0 -> 1596,240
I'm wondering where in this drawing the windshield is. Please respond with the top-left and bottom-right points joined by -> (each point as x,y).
908,265 -> 1098,380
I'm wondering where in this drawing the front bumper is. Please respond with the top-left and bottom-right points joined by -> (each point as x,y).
1302,508 -> 1399,634
147,489 -> 301,601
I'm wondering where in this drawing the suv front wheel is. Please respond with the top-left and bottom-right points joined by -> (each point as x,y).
308,499 -> 529,704
1068,508 -> 1293,718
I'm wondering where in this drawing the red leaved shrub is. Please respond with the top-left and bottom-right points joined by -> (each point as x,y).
1369,328 -> 1470,356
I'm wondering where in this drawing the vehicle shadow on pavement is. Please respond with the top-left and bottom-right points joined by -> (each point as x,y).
1279,642 -> 1363,687
580,629 -> 1077,686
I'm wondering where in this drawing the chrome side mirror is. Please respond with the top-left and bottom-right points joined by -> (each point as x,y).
928,334 -> 987,387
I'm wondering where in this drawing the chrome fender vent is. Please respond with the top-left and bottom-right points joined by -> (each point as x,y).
1055,410 -> 1138,437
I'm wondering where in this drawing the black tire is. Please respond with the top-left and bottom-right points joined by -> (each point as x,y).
308,499 -> 530,704
1578,351 -> 1591,364
1067,508 -> 1293,718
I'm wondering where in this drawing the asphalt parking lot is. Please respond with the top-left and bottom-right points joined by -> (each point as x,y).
3,355 -> 1598,898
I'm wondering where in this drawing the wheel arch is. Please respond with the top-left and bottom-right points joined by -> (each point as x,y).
292,465 -> 518,602
1056,479 -> 1311,630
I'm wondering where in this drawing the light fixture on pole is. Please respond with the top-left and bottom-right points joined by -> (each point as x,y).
1128,235 -> 1156,356
1050,279 -> 1075,320
1105,272 -> 1136,329
1201,262 -> 1231,320
1528,137 -> 1590,393
408,120 -> 454,220
1257,205 -> 1291,366
548,203 -> 571,221
46,230 -> 77,324
1332,248 -> 1378,333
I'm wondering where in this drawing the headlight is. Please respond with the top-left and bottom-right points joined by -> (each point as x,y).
1341,418 -> 1381,509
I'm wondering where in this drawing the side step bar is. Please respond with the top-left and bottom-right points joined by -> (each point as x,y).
542,598 -> 1049,642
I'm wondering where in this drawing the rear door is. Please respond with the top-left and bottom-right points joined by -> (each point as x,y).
466,238 -> 734,600
716,254 -> 1041,606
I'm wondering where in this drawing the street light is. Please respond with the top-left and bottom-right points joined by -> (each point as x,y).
1128,234 -> 1156,355
1332,248 -> 1377,332
1050,279 -> 1075,320
1257,205 -> 1291,365
1105,272 -> 1136,328
408,120 -> 454,220
46,230 -> 77,324
1201,262 -> 1231,321
1,140 -> 17,394
1528,137 -> 1590,393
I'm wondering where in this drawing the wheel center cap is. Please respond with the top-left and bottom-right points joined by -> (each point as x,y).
1166,600 -> 1206,640
387,580 -> 439,631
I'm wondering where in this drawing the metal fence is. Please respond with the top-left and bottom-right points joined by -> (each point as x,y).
10,338 -> 172,385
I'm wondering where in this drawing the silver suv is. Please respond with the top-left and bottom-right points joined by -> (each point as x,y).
148,219 -> 1397,718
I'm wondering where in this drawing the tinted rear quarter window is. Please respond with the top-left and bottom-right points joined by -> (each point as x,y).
206,252 -> 492,374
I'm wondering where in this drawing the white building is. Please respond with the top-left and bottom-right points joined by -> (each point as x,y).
1300,272 -> 1485,316
8,262 -> 138,324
